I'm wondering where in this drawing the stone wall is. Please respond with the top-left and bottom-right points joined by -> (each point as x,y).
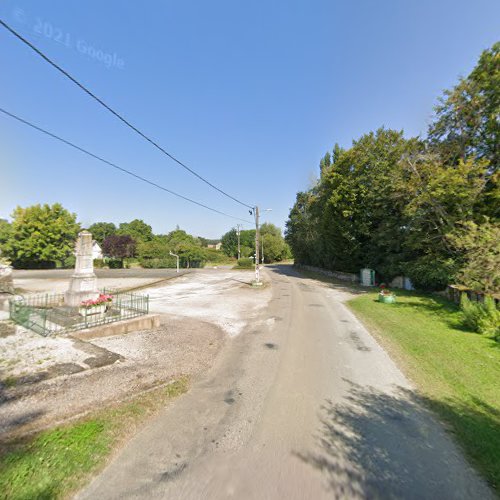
294,264 -> 359,283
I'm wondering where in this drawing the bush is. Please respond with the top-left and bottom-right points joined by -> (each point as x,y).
405,256 -> 457,291
234,258 -> 254,269
139,257 -> 176,269
460,294 -> 500,339
107,258 -> 123,269
93,258 -> 106,268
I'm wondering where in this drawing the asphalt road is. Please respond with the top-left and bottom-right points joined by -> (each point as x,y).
78,265 -> 493,499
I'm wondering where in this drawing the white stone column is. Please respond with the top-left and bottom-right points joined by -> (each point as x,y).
65,230 -> 99,307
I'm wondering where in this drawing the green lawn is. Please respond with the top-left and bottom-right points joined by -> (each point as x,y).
348,290 -> 500,493
0,377 -> 189,500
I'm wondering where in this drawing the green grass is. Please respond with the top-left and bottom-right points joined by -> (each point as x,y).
348,290 -> 500,492
0,377 -> 189,499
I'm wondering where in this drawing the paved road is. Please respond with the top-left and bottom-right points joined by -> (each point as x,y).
79,265 -> 493,499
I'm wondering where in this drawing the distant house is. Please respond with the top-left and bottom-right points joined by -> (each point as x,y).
92,241 -> 103,260
207,242 -> 222,251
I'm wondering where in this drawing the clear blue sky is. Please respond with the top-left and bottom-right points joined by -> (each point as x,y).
1,0 -> 499,238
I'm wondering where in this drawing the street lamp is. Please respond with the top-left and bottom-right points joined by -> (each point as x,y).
169,251 -> 179,273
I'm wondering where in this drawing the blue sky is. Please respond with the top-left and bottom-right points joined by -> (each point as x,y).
1,0 -> 499,238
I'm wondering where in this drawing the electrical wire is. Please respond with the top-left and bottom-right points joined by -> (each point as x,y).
0,18 -> 254,210
0,106 -> 252,224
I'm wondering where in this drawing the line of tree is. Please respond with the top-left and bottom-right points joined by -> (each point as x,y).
286,42 -> 499,292
0,208 -> 236,269
221,223 -> 291,263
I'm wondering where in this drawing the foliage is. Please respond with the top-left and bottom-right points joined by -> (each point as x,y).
3,203 -> 80,269
93,258 -> 106,268
102,235 -> 136,264
117,219 -> 153,242
0,218 -> 11,255
87,222 -> 116,245
234,257 -> 254,269
140,257 -> 176,268
448,219 -> 500,293
287,43 -> 499,291
404,255 -> 457,291
428,43 -> 499,170
348,288 -> 500,490
460,294 -> 500,339
222,224 -> 288,263
136,230 -> 208,268
221,228 -> 256,258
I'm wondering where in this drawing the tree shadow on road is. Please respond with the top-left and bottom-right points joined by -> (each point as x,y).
294,380 -> 498,498
267,264 -> 366,296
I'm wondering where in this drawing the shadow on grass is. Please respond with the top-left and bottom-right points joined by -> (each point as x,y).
371,292 -> 479,333
294,380 -> 498,498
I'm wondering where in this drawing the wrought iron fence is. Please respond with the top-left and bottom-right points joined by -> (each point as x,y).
9,291 -> 149,336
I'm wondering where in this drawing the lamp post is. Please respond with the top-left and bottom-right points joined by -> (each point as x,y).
169,251 -> 179,273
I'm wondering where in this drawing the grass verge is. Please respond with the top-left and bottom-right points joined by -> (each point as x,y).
0,377 -> 189,499
347,290 -> 500,493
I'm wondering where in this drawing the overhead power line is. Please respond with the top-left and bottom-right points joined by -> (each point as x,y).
0,106 -> 252,224
0,18 -> 254,210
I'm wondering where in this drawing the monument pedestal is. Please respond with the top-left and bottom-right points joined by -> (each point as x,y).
65,230 -> 99,307
0,265 -> 14,294
65,273 -> 99,307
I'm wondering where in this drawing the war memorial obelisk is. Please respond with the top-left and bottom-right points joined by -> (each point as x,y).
65,230 -> 99,307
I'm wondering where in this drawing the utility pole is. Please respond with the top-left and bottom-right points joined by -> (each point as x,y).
236,224 -> 242,260
254,206 -> 260,284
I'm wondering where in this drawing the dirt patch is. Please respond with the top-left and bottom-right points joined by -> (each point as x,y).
0,322 -> 15,338
0,316 -> 225,440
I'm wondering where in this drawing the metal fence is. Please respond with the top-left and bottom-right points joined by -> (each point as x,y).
9,291 -> 149,336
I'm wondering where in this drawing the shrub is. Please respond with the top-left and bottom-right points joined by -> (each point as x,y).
107,258 -> 123,269
405,255 -> 457,291
234,258 -> 254,269
139,257 -> 176,269
93,258 -> 106,268
460,294 -> 500,340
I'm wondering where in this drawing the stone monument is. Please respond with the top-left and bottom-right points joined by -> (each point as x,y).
65,230 -> 99,307
0,260 -> 14,294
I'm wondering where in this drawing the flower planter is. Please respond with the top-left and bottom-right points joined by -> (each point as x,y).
79,304 -> 106,316
378,293 -> 396,304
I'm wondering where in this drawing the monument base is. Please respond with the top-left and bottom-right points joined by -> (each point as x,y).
65,273 -> 99,307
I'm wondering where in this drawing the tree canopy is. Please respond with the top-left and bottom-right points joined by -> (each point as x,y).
286,43 -> 499,292
117,219 -> 154,242
3,204 -> 80,268
87,222 -> 117,245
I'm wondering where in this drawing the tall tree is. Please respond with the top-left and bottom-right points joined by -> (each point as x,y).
102,234 -> 136,266
428,42 -> 499,217
4,203 -> 80,268
87,222 -> 116,245
118,219 -> 153,242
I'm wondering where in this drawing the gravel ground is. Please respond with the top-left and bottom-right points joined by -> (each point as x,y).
0,269 -> 272,440
0,316 -> 224,439
147,270 -> 271,337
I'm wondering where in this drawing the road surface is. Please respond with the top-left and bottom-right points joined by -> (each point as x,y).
79,265 -> 493,499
